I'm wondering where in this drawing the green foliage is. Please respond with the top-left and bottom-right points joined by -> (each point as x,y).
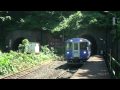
0,52 -> 15,75
0,45 -> 60,76
18,39 -> 29,53
22,39 -> 29,45
52,11 -> 83,33
50,11 -> 110,39
1,11 -> 120,38
0,11 -> 119,32
40,45 -> 58,59
41,45 -> 54,54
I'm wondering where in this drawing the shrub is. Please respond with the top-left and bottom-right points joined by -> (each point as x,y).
0,45 -> 62,76
18,39 -> 30,53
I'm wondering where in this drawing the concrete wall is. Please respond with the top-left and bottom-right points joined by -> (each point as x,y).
4,28 -> 107,55
5,30 -> 43,50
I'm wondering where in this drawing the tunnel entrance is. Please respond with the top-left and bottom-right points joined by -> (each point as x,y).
80,35 -> 97,55
12,37 -> 25,51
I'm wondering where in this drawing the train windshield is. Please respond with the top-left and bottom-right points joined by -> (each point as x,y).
74,43 -> 78,50
66,42 -> 72,50
80,42 -> 88,50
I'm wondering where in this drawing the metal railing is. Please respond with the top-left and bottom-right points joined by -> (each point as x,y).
106,54 -> 120,79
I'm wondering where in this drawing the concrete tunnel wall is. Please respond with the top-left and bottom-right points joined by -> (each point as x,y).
78,28 -> 106,55
5,30 -> 42,50
4,28 -> 107,55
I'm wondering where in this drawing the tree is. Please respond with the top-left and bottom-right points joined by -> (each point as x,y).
0,11 -> 120,38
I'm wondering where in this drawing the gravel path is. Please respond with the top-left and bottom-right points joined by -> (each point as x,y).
70,55 -> 110,79
18,60 -> 80,79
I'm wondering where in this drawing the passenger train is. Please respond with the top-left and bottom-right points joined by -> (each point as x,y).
65,38 -> 91,65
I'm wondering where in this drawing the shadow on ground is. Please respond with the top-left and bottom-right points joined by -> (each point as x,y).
70,55 -> 110,79
55,61 -> 84,79
55,63 -> 83,71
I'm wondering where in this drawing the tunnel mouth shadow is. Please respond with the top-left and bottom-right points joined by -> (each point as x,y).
80,34 -> 97,55
12,37 -> 25,51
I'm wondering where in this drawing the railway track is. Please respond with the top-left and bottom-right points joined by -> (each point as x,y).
1,61 -> 80,79
55,66 -> 80,79
56,70 -> 69,79
1,61 -> 54,79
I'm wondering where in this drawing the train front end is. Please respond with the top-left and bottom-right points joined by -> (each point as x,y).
65,38 -> 91,65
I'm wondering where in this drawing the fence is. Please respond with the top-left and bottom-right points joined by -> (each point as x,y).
106,54 -> 120,79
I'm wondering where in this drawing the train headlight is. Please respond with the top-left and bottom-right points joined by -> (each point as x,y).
84,51 -> 86,54
67,52 -> 70,54
88,42 -> 91,45
70,40 -> 73,42
80,40 -> 83,42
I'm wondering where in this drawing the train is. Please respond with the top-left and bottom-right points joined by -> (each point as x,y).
65,38 -> 91,65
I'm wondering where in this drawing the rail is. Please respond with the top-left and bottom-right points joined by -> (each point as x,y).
106,54 -> 120,79
0,61 -> 54,79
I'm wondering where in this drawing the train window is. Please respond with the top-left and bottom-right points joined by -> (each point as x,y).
69,42 -> 72,50
74,43 -> 78,50
80,42 -> 87,50
66,42 -> 72,50
66,43 -> 69,50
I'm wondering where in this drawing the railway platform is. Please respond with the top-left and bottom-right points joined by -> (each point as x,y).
70,55 -> 110,79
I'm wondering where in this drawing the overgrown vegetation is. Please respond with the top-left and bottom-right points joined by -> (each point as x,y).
0,45 -> 61,76
18,39 -> 30,53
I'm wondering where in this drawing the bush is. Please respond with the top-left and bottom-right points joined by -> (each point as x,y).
18,39 -> 30,53
0,45 -> 61,76
40,45 -> 59,60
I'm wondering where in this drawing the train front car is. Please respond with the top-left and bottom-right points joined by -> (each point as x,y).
65,38 -> 91,65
